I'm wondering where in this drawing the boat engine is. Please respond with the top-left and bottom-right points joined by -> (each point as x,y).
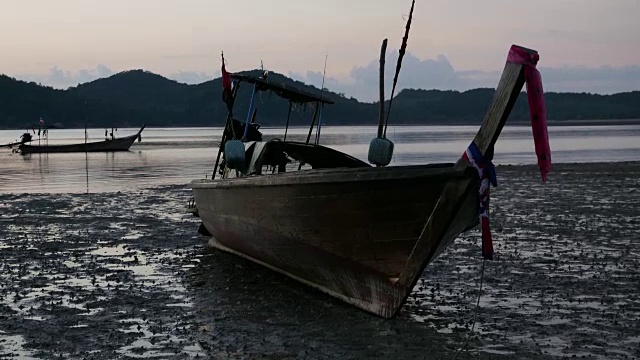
20,132 -> 32,144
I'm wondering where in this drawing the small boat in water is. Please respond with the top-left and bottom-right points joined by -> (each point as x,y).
18,125 -> 146,154
189,4 -> 551,318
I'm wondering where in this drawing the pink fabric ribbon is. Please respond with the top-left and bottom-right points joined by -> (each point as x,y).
507,46 -> 552,183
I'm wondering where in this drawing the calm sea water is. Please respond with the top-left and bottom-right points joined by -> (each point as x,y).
0,125 -> 639,194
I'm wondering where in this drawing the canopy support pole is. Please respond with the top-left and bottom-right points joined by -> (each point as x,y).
283,102 -> 293,141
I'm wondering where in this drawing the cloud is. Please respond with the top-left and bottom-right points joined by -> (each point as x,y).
168,70 -> 214,84
535,66 -> 640,93
290,52 -> 465,102
286,70 -> 351,97
16,64 -> 114,89
291,51 -> 640,101
351,53 -> 458,90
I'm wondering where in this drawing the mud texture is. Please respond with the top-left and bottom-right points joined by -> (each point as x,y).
0,162 -> 639,359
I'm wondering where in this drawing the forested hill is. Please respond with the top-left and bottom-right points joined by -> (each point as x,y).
1,70 -> 639,129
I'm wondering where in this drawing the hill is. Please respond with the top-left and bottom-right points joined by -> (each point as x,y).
1,70 -> 639,129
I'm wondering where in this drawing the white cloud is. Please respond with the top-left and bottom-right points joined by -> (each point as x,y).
536,66 -> 640,93
168,70 -> 215,84
292,51 -> 640,101
16,65 -> 114,89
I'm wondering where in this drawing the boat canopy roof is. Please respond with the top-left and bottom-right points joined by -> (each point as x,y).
231,74 -> 334,105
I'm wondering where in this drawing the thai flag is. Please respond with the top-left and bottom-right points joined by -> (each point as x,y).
463,142 -> 496,260
221,53 -> 233,112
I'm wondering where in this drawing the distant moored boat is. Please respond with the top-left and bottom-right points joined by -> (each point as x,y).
18,125 -> 146,154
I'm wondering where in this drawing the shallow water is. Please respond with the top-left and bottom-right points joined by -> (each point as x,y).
1,124 -> 639,193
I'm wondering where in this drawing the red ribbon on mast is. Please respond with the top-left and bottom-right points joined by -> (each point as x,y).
221,52 -> 233,112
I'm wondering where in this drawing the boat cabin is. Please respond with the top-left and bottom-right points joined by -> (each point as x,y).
215,73 -> 371,179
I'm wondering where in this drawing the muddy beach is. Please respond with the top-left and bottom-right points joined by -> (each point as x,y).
1,162 -> 639,359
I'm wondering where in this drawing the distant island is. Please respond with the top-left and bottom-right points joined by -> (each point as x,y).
1,69 -> 639,130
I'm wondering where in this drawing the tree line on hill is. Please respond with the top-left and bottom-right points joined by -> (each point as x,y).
1,69 -> 639,130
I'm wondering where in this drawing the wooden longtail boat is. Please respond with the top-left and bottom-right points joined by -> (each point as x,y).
18,125 -> 145,154
189,43 -> 546,318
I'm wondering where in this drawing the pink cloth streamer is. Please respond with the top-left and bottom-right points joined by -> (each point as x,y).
507,46 -> 552,183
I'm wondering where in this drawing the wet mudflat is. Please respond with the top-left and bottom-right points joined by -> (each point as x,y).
0,186 -> 205,359
1,162 -> 639,359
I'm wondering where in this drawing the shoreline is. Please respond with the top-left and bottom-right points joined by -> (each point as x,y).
1,161 -> 639,196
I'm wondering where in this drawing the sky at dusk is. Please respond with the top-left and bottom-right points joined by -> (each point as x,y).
1,0 -> 639,101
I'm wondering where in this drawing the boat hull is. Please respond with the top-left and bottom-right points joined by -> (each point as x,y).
191,164 -> 479,317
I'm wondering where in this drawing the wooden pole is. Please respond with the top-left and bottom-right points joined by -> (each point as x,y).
384,0 -> 415,137
85,152 -> 89,194
377,39 -> 388,138
242,85 -> 258,140
213,118 -> 232,180
315,54 -> 328,145
471,45 -> 539,155
250,107 -> 258,124
299,102 -> 320,170
283,101 -> 293,141
84,101 -> 88,144
212,81 -> 241,180
305,102 -> 320,145
315,103 -> 324,145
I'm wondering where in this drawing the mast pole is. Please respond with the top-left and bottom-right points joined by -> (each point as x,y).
84,100 -> 88,144
377,39 -> 388,138
384,0 -> 415,137
314,54 -> 328,145
242,61 -> 265,141
85,152 -> 89,194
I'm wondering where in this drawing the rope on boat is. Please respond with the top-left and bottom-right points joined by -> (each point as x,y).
453,258 -> 486,360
